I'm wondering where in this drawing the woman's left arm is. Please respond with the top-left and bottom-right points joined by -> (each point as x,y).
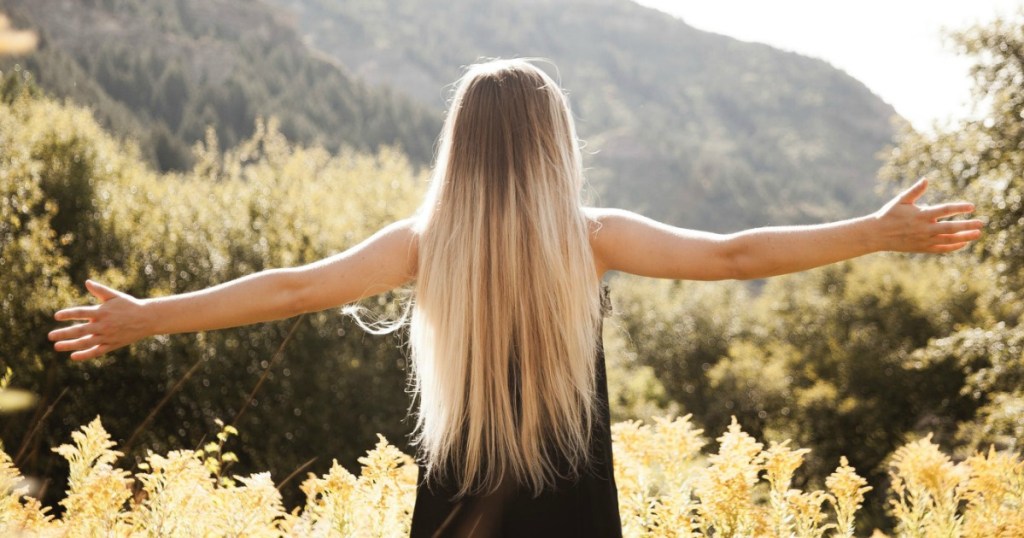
722,178 -> 982,279
591,178 -> 983,281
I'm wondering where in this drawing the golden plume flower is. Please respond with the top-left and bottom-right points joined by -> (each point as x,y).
827,455 -> 872,538
1,414 -> 1023,536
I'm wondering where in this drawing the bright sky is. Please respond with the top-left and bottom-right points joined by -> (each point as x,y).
632,0 -> 1024,131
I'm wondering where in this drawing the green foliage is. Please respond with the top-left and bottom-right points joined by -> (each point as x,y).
912,323 -> 1024,455
879,11 -> 1024,462
606,256 -> 986,531
0,90 -> 424,509
750,260 -> 982,517
606,276 -> 747,424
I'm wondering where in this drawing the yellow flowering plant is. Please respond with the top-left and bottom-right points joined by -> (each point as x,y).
1,415 -> 1021,537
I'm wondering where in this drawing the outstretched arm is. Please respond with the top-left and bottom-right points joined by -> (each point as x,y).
589,178 -> 983,281
49,218 -> 418,361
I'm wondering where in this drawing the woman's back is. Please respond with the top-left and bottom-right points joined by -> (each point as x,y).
409,286 -> 621,538
409,59 -> 606,505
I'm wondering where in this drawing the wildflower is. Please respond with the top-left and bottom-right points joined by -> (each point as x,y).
888,434 -> 968,537
694,417 -> 767,536
827,455 -> 871,538
763,440 -> 811,536
961,446 -> 1024,537
52,416 -> 132,536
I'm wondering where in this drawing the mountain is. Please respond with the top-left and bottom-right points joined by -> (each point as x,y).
0,0 -> 440,170
268,0 -> 898,230
1,0 -> 898,230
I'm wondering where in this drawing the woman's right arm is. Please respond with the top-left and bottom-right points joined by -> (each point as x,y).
49,218 -> 418,361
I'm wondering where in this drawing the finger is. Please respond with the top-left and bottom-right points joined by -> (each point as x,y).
85,280 -> 124,302
922,203 -> 975,221
934,230 -> 982,244
54,305 -> 101,321
70,344 -> 113,362
928,242 -> 970,253
55,334 -> 102,353
931,219 -> 985,234
898,177 -> 928,204
48,323 -> 93,342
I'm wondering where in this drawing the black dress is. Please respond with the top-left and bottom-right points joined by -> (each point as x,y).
409,287 -> 622,537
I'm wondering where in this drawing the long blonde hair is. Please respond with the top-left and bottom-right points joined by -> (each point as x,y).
411,59 -> 602,497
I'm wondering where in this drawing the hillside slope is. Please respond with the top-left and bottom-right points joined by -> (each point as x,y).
271,0 -> 897,229
1,0 -> 899,229
0,0 -> 440,170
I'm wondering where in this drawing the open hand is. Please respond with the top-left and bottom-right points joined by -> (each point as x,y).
874,178 -> 983,253
49,280 -> 148,361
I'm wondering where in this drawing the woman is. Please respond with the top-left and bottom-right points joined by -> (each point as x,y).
50,59 -> 982,536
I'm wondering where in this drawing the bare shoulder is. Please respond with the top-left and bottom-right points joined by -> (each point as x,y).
582,206 -> 646,239
581,206 -> 732,281
388,216 -> 420,241
583,207 -> 635,227
583,207 -> 639,277
388,217 -> 420,277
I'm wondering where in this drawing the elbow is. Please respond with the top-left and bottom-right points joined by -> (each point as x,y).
727,244 -> 785,281
730,246 -> 762,280
732,266 -> 763,281
276,269 -> 312,317
724,254 -> 750,281
713,236 -> 750,281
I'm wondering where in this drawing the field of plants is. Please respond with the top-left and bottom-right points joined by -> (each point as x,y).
2,414 -> 1022,536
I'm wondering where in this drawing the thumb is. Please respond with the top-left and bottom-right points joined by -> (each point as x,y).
85,280 -> 124,302
897,177 -> 928,205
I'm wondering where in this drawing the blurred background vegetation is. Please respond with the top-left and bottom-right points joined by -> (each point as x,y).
0,0 -> 1020,533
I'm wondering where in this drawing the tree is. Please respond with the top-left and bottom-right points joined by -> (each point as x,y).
879,11 -> 1024,455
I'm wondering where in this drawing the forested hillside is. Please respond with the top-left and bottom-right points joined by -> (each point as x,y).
269,0 -> 897,230
2,0 -> 896,230
0,0 -> 440,170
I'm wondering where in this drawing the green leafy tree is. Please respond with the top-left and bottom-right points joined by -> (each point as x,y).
880,11 -> 1024,457
608,275 -> 748,425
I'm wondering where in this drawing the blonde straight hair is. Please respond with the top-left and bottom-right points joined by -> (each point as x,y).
411,59 -> 602,498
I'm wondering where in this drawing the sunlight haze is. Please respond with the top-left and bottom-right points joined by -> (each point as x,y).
633,0 -> 1024,130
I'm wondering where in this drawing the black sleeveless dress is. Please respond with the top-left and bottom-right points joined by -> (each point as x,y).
409,287 -> 622,537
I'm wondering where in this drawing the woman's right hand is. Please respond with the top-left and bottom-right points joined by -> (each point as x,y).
871,177 -> 983,254
49,280 -> 150,361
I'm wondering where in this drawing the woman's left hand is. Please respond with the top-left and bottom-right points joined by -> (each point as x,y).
873,177 -> 984,253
